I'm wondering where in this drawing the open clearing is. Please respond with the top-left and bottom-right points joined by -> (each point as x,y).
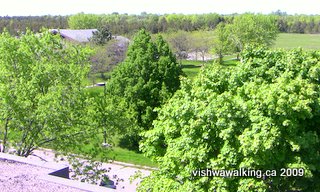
273,33 -> 320,50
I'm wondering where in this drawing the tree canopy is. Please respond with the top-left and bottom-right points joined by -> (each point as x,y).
0,30 -> 92,156
139,46 -> 320,191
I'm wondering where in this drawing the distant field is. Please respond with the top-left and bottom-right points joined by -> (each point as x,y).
274,33 -> 320,50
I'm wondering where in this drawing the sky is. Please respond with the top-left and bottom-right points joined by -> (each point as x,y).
0,0 -> 319,16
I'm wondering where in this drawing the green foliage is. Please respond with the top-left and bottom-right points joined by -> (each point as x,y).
106,29 -> 183,150
65,12 -> 320,36
212,23 -> 233,64
1,13 -> 320,37
189,30 -> 215,63
274,13 -> 320,33
230,14 -> 278,52
89,37 -> 129,82
212,14 -> 279,61
90,87 -> 134,146
164,30 -> 191,63
68,13 -> 101,29
139,46 -> 320,191
0,30 -> 92,156
90,26 -> 112,45
0,16 -> 68,36
69,155 -> 111,185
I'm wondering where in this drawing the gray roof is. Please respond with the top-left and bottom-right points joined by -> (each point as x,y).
51,29 -> 97,42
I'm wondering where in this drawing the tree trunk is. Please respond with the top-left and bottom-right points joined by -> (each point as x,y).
1,118 -> 10,153
218,53 -> 223,64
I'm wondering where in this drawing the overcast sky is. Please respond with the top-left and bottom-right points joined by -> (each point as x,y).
0,0 -> 319,16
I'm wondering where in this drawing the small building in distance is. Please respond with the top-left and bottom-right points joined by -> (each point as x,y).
50,29 -> 130,45
50,29 -> 97,43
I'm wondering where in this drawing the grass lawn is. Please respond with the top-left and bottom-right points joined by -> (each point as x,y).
180,60 -> 204,79
82,73 -> 110,87
181,57 -> 239,79
100,133 -> 158,167
221,59 -> 239,66
74,141 -> 158,168
79,87 -> 158,167
108,147 -> 158,168
274,33 -> 320,50
85,86 -> 105,96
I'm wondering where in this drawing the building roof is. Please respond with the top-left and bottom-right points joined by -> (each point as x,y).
51,29 -> 98,42
0,152 -> 113,192
0,159 -> 85,192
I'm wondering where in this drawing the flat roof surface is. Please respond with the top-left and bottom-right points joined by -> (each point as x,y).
0,159 -> 85,192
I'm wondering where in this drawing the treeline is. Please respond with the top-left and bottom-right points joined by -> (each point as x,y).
68,12 -> 223,34
1,13 -> 320,35
277,14 -> 320,33
69,12 -> 320,35
0,15 -> 68,35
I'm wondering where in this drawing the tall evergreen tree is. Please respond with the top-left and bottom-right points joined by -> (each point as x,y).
106,29 -> 183,150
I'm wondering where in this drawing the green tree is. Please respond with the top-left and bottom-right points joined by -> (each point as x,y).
90,25 -> 112,45
190,31 -> 214,63
166,30 -> 191,65
106,29 -> 183,150
212,23 -> 233,64
68,13 -> 101,29
0,30 -> 92,157
89,37 -> 129,82
213,14 -> 278,61
139,46 -> 320,191
229,14 -> 278,56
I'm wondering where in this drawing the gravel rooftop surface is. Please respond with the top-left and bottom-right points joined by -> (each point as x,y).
0,159 -> 85,192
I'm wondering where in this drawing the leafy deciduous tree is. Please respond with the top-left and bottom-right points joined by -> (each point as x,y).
212,14 -> 279,61
229,14 -> 278,56
190,31 -> 214,63
89,37 -> 129,82
166,30 -> 191,64
212,23 -> 233,64
139,46 -> 320,191
0,30 -> 92,157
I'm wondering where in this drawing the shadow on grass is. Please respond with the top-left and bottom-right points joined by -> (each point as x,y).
220,59 -> 239,66
118,135 -> 141,153
181,64 -> 202,69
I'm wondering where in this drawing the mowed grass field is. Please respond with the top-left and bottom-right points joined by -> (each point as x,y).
274,33 -> 320,50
